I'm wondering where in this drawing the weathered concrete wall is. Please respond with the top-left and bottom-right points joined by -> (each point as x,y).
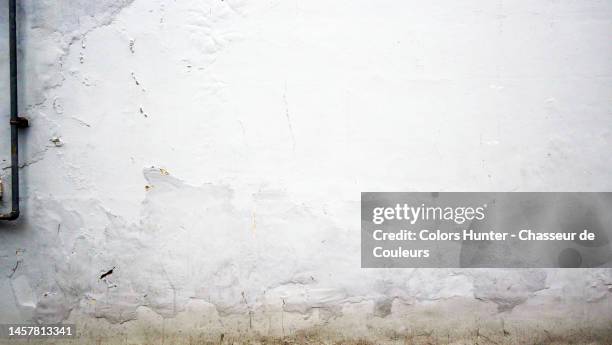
0,1 -> 611,344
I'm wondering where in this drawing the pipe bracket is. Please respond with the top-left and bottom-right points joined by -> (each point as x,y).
10,117 -> 29,128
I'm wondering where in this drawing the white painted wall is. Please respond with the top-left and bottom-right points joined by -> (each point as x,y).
0,0 -> 611,343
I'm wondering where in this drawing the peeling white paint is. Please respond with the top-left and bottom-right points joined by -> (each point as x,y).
0,0 -> 611,343
11,275 -> 37,309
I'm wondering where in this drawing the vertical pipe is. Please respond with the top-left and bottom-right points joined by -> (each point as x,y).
0,0 -> 23,221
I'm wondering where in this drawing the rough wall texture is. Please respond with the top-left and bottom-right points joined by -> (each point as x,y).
0,1 -> 611,344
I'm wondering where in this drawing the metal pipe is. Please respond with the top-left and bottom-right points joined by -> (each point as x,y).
1,0 -> 28,221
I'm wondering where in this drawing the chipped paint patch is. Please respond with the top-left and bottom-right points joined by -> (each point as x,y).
0,0 -> 611,341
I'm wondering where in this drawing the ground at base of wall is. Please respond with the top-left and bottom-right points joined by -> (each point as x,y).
3,328 -> 611,345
